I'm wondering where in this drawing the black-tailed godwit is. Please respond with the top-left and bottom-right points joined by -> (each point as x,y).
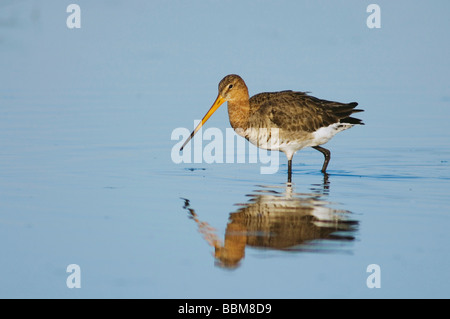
180,74 -> 364,182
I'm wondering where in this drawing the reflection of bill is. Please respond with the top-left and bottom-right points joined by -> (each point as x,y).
182,183 -> 359,269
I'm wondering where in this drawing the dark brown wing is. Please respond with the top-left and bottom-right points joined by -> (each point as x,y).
249,91 -> 363,133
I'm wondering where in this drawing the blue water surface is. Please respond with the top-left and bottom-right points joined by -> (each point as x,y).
1,0 -> 449,298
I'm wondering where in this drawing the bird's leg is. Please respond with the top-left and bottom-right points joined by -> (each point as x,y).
312,146 -> 331,173
287,159 -> 292,184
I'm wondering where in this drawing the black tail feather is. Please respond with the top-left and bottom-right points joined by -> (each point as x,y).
335,102 -> 364,125
341,116 -> 364,125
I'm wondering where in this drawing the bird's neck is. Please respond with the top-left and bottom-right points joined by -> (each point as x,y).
227,99 -> 250,130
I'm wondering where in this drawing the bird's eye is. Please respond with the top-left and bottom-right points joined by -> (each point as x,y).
228,84 -> 233,89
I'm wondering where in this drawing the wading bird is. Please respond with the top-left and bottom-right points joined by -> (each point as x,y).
180,74 -> 364,182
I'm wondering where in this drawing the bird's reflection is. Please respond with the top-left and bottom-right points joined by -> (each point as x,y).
182,176 -> 359,269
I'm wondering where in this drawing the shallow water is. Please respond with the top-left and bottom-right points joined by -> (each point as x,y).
1,1 -> 450,298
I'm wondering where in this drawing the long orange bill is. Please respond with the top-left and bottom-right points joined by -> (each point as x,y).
179,94 -> 225,151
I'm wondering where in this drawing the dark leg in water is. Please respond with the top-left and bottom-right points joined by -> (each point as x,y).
313,146 -> 331,173
287,159 -> 292,183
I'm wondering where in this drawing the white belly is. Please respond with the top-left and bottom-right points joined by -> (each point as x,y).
311,123 -> 354,145
235,122 -> 353,159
